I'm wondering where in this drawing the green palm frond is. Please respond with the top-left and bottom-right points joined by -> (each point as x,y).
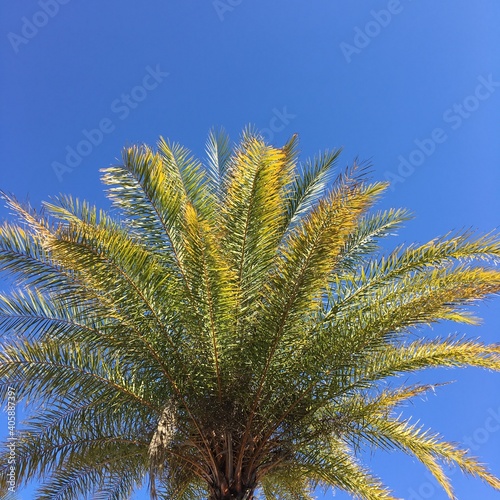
366,416 -> 500,496
221,136 -> 291,309
205,128 -> 232,202
293,441 -> 397,500
336,208 -> 413,272
285,148 -> 342,228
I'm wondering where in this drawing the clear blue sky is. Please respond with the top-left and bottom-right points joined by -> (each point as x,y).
1,1 -> 499,498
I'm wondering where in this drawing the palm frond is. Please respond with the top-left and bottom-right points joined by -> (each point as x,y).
285,148 -> 343,228
205,127 -> 232,201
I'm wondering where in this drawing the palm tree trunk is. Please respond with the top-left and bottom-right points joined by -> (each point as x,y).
205,429 -> 257,500
207,487 -> 255,499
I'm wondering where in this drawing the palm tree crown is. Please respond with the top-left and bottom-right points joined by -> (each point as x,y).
1,129 -> 500,499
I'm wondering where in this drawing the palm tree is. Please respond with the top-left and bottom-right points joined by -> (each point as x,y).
0,129 -> 499,500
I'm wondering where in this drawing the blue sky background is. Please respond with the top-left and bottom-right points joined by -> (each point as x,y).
0,1 -> 499,498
